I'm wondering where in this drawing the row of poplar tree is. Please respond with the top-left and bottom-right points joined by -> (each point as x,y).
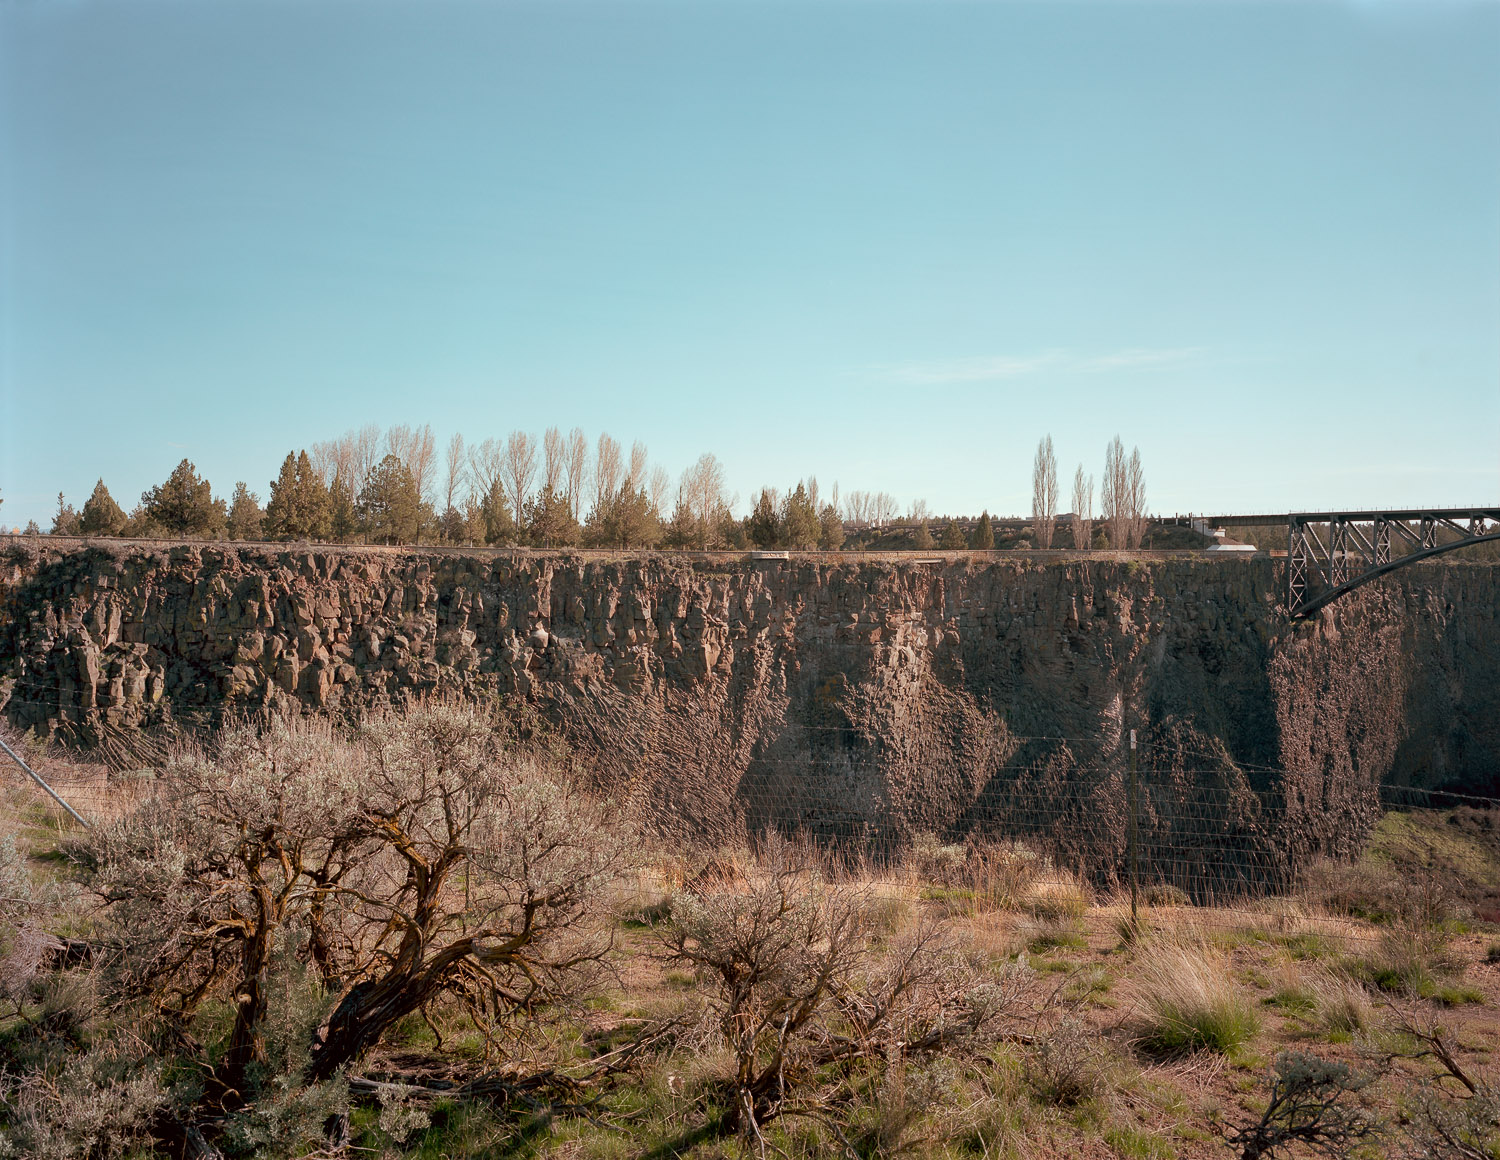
36,455 -> 1018,551
33,454 -> 808,549
39,453 -> 676,548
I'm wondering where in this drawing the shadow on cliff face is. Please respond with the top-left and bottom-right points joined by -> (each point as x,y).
4,545 -> 1499,898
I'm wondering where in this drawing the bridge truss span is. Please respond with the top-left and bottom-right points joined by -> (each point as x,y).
1286,508 -> 1500,617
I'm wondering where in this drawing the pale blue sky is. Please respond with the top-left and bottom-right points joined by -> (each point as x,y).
2,0 -> 1497,528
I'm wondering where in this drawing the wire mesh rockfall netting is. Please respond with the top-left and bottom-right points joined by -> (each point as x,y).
2,716 -> 1493,950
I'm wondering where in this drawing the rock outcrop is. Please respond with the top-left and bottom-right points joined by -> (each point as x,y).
3,542 -> 1497,891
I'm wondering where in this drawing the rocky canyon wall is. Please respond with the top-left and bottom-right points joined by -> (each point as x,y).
3,541 -> 1497,890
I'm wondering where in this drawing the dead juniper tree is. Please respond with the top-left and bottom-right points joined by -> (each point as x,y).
659,838 -> 1032,1145
1227,1052 -> 1378,1159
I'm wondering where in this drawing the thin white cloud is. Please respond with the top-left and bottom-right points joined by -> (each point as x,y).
877,346 -> 1200,385
1077,347 -> 1201,372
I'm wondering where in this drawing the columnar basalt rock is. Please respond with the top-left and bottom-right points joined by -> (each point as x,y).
2,543 -> 1497,888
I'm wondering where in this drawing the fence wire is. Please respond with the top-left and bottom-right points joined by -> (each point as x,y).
1,710 -> 1493,950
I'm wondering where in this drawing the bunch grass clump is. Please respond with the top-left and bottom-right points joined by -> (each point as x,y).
1270,964 -> 1375,1035
1024,874 -> 1090,922
1133,940 -> 1260,1056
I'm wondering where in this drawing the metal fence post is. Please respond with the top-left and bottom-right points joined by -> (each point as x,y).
0,735 -> 91,829
1128,728 -> 1139,929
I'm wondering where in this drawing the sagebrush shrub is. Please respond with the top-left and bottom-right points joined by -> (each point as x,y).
86,698 -> 635,1097
0,1040 -> 166,1160
662,836 -> 1032,1140
1228,1052 -> 1376,1160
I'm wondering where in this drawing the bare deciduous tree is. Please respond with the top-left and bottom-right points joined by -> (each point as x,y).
386,424 -> 438,503
626,441 -> 649,494
1071,465 -> 1094,551
1032,435 -> 1057,549
592,434 -> 622,518
1102,438 -> 1121,549
1126,446 -> 1147,548
1100,439 -> 1148,550
648,464 -> 671,517
352,423 -> 382,489
310,426 -> 381,491
308,439 -> 343,488
542,427 -> 566,495
442,433 -> 468,514
502,430 -> 538,521
468,437 -> 505,509
564,427 -> 590,519
679,453 -> 729,548
871,491 -> 899,526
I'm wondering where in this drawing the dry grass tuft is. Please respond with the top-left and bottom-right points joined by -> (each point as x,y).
1024,873 -> 1091,922
1132,940 -> 1260,1056
1270,963 -> 1376,1034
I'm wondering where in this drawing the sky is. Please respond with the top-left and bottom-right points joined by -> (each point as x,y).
1,0 -> 1498,529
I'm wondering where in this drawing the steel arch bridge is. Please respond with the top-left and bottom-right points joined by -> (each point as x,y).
1210,509 -> 1500,617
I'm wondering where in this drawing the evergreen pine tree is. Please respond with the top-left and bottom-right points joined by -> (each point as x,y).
970,511 -> 995,550
328,472 -> 358,543
911,520 -> 934,550
747,488 -> 780,548
226,482 -> 264,540
294,451 -> 331,540
481,478 -> 516,545
78,479 -> 127,536
460,497 -> 488,544
818,503 -> 845,551
263,453 -> 301,540
50,492 -> 80,536
780,483 -> 820,549
661,497 -> 698,548
141,459 -> 224,536
120,504 -> 165,538
939,520 -> 967,549
357,455 -> 422,544
589,485 -> 657,548
264,451 -> 330,540
437,505 -> 467,544
525,484 -> 582,548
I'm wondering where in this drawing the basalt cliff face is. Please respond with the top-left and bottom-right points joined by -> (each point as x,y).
2,543 -> 1497,885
